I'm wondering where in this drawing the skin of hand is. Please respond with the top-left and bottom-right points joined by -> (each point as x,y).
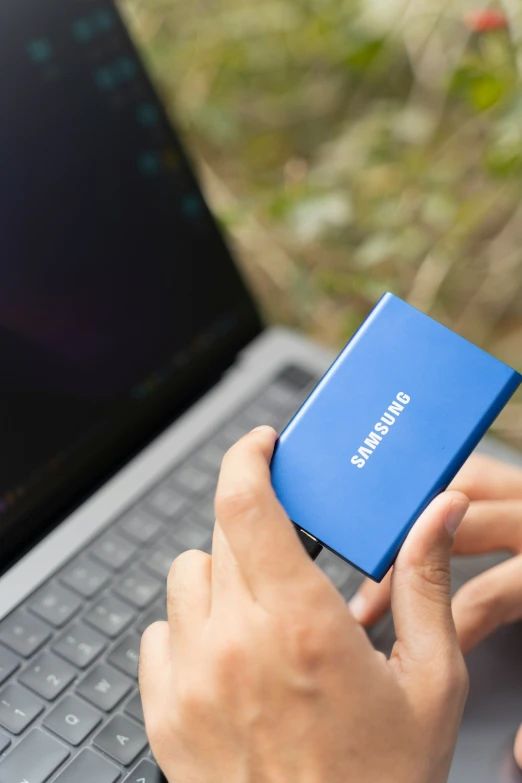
139,426 -> 470,783
349,453 -> 522,768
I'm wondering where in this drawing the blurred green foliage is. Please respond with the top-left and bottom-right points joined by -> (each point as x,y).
119,0 -> 522,443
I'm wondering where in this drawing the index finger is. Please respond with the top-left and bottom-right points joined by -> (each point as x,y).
214,426 -> 316,605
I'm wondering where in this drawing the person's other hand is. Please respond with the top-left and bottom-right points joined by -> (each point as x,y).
350,453 -> 522,768
140,426 -> 469,783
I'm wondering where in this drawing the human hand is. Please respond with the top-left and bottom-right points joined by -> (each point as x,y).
140,426 -> 469,783
350,453 -> 522,768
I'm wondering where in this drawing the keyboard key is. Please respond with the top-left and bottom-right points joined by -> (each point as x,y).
242,403 -> 280,429
136,603 -> 167,634
94,714 -> 148,766
60,558 -> 111,598
53,623 -> 107,668
146,484 -> 187,519
19,652 -> 76,701
76,663 -> 133,711
265,383 -> 308,412
0,611 -> 51,657
124,758 -> 163,781
195,496 -> 215,527
0,732 -> 9,754
0,645 -> 20,684
216,422 -> 249,449
236,409 -> 273,431
0,728 -> 69,783
114,569 -> 162,610
197,442 -> 225,471
277,365 -> 317,392
44,695 -> 102,746
85,595 -> 135,638
108,634 -> 141,679
256,390 -> 294,416
172,463 -> 214,496
0,683 -> 44,734
90,532 -> 137,571
124,691 -> 144,724
243,398 -> 277,418
53,748 -> 120,783
29,584 -> 81,628
142,545 -> 179,580
170,515 -> 211,551
118,508 -> 164,545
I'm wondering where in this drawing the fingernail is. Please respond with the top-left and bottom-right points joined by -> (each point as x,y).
445,499 -> 469,537
349,592 -> 367,622
251,425 -> 275,434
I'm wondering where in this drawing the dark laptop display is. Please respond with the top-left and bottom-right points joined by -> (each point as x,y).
0,0 -> 261,567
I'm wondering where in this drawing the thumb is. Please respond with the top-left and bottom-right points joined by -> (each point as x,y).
390,491 -> 469,668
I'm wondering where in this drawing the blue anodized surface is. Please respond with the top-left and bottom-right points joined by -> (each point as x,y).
271,293 -> 522,581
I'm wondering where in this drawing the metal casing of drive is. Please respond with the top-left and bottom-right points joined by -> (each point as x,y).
271,293 -> 522,581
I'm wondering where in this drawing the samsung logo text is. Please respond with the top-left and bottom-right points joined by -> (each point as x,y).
351,392 -> 411,469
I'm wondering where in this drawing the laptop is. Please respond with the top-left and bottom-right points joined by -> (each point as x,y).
0,2 -> 520,781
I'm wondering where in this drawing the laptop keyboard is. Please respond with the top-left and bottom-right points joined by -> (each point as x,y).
0,365 -> 364,782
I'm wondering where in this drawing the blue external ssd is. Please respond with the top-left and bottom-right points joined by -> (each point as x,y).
271,293 -> 522,581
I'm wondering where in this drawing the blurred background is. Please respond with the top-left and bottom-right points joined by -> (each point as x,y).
118,0 -> 522,447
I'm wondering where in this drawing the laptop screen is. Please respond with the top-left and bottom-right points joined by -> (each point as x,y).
0,0 -> 261,566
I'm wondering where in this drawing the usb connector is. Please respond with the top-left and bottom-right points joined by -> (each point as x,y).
295,526 -> 323,561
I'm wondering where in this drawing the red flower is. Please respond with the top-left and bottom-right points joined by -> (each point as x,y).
465,9 -> 509,32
